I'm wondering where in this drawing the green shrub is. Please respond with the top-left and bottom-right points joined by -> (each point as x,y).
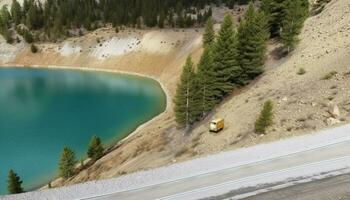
297,68 -> 306,75
255,100 -> 274,134
322,71 -> 337,80
24,30 -> 34,43
31,44 -> 38,53
175,147 -> 188,158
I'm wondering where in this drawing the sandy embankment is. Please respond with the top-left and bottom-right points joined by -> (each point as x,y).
0,27 -> 204,187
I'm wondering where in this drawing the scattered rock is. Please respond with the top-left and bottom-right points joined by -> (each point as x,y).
326,117 -> 340,126
330,104 -> 341,117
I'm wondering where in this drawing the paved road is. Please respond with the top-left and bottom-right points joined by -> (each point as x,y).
86,141 -> 350,200
243,173 -> 350,200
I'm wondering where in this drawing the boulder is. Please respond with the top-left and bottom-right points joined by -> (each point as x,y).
326,117 -> 340,126
330,104 -> 340,117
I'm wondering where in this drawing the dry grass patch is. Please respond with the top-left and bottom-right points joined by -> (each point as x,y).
297,67 -> 306,75
175,147 -> 189,158
322,71 -> 337,80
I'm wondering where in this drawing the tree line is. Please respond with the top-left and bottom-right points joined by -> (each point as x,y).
0,0 -> 215,43
174,0 -> 309,129
5,135 -> 104,194
0,0 -> 256,43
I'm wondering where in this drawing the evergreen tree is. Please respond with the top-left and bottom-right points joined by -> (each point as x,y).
10,0 -> 22,25
31,43 -> 38,53
58,147 -> 77,179
174,56 -> 201,127
237,3 -> 269,82
1,5 -> 11,26
260,0 -> 286,37
197,47 -> 218,116
87,135 -> 104,161
158,10 -> 165,28
203,17 -> 215,48
212,13 -> 239,98
7,170 -> 24,194
23,29 -> 34,43
280,0 -> 309,52
255,100 -> 274,134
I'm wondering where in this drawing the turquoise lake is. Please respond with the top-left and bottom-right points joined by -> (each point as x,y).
0,68 -> 166,195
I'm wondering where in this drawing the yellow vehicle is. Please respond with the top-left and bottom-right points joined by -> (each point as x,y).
209,118 -> 224,133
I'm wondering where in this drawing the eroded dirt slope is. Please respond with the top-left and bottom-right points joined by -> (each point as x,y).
1,0 -> 350,188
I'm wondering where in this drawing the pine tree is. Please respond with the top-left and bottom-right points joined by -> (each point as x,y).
24,29 -> 34,43
197,47 -> 218,116
260,0 -> 286,37
280,0 -> 309,52
58,147 -> 77,179
11,0 -> 22,25
87,135 -> 104,161
255,100 -> 274,134
212,13 -> 239,98
237,3 -> 269,83
174,56 -> 201,127
1,6 -> 11,26
203,17 -> 215,48
158,10 -> 165,28
31,43 -> 38,53
7,170 -> 24,194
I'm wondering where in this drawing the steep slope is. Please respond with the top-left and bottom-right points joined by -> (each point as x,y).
1,0 -> 350,189
56,0 -> 350,187
188,0 -> 350,154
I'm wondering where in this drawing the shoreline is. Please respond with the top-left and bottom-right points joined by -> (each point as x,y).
0,64 -> 171,191
0,64 -> 171,145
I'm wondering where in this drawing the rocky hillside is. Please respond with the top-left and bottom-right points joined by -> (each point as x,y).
1,0 -> 350,189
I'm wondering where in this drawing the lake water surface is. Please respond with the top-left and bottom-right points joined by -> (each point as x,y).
0,68 -> 166,194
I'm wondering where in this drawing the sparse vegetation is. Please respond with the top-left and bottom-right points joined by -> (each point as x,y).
297,67 -> 306,75
255,100 -> 274,134
175,147 -> 188,158
322,71 -> 337,80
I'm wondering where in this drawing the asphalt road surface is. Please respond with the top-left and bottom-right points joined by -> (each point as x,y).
243,173 -> 350,200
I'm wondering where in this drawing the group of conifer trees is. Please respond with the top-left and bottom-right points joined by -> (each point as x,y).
174,0 -> 309,128
0,0 -> 218,42
261,0 -> 309,52
174,3 -> 269,128
0,0 -> 255,43
58,135 -> 104,180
